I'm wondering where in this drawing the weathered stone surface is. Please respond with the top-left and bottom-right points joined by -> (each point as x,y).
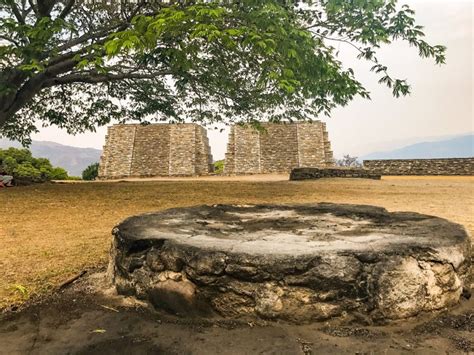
290,167 -> 381,180
363,158 -> 474,176
98,123 -> 213,178
224,122 -> 334,175
108,204 -> 471,322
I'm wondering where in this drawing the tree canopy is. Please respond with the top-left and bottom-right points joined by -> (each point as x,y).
0,147 -> 69,182
0,0 -> 446,143
82,161 -> 99,180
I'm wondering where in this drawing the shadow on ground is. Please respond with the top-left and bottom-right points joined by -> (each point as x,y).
0,271 -> 472,355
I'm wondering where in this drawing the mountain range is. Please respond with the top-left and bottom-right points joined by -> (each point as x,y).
360,134 -> 474,161
0,139 -> 102,176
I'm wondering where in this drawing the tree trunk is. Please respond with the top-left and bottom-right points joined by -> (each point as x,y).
0,59 -> 79,132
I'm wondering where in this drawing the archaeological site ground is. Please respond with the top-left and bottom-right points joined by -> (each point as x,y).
0,0 -> 472,353
0,176 -> 472,353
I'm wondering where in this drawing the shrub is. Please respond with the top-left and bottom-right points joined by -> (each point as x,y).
213,160 -> 224,174
0,148 -> 32,164
67,176 -> 82,181
50,167 -> 69,180
13,162 -> 42,182
82,163 -> 99,181
1,156 -> 18,174
336,155 -> 362,168
0,147 -> 69,184
33,158 -> 53,170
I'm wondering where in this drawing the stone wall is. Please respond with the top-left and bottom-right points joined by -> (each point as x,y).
98,124 -> 213,178
224,122 -> 334,174
363,158 -> 474,176
290,167 -> 381,180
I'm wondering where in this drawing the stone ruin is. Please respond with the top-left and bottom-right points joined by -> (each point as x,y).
364,158 -> 474,176
109,203 -> 471,323
290,167 -> 381,180
224,122 -> 334,174
98,121 -> 334,178
96,121 -> 472,179
98,123 -> 213,178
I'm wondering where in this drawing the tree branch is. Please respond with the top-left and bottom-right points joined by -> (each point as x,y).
0,57 -> 78,125
37,0 -> 56,17
0,35 -> 21,47
54,23 -> 125,55
59,0 -> 75,19
27,0 -> 38,15
42,70 -> 171,87
8,1 -> 26,25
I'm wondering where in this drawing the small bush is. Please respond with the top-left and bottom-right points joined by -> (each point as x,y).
66,176 -> 82,181
82,163 -> 99,180
50,167 -> 69,180
213,160 -> 224,174
1,156 -> 18,174
336,155 -> 362,168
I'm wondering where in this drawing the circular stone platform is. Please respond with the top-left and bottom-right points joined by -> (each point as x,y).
109,204 -> 471,322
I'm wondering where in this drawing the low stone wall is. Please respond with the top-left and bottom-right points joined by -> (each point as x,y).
290,167 -> 381,181
363,158 -> 474,176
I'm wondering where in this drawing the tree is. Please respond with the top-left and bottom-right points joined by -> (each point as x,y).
336,154 -> 362,168
213,159 -> 224,175
82,162 -> 99,180
0,147 -> 69,183
0,0 -> 445,144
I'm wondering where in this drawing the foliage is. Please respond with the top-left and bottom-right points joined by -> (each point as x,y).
82,162 -> 100,181
213,160 -> 225,175
13,162 -> 42,182
50,167 -> 69,180
336,155 -> 362,168
66,175 -> 83,181
0,1 -> 446,143
0,147 -> 69,183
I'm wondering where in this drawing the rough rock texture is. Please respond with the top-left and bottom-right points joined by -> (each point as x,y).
224,122 -> 334,175
290,167 -> 381,180
98,124 -> 213,178
363,158 -> 474,176
109,204 -> 471,323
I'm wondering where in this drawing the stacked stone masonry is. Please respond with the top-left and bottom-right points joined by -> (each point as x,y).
363,158 -> 474,176
224,122 -> 334,174
99,124 -> 213,178
290,167 -> 381,180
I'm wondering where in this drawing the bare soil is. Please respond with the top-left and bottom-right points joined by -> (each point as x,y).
0,271 -> 472,354
0,175 -> 473,354
1,176 -> 472,308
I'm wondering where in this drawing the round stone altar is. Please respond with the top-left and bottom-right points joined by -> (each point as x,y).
109,204 -> 471,322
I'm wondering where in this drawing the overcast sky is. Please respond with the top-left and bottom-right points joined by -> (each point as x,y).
32,0 -> 473,159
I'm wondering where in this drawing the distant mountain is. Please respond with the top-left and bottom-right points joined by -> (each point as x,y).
0,139 -> 102,176
361,134 -> 474,160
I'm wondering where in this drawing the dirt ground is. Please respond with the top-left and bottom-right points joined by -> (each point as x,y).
0,271 -> 472,354
1,175 -> 473,308
0,175 -> 473,354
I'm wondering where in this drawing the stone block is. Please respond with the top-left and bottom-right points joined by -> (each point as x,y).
224,122 -> 334,175
99,123 -> 213,178
363,158 -> 474,176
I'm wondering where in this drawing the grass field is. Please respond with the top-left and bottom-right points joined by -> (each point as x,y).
1,176 -> 473,308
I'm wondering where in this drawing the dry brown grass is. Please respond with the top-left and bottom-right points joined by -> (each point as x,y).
1,176 -> 473,308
